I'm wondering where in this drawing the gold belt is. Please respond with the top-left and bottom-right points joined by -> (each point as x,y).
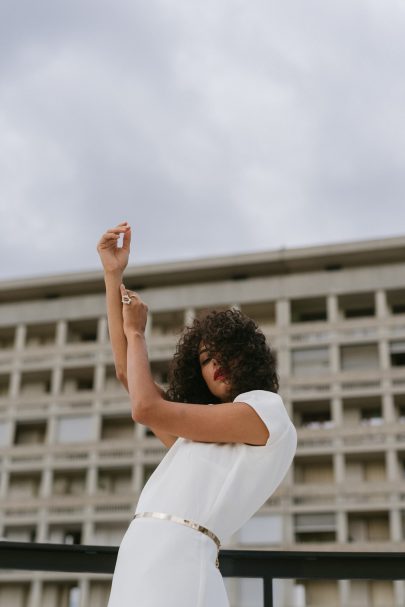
132,511 -> 221,569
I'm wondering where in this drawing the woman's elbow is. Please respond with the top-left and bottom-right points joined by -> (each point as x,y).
116,369 -> 127,383
132,398 -> 161,424
131,401 -> 149,424
116,371 -> 129,393
131,408 -> 140,422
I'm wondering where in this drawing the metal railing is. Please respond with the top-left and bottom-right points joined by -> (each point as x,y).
1,541 -> 405,606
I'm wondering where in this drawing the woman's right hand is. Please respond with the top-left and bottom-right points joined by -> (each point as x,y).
96,221 -> 131,275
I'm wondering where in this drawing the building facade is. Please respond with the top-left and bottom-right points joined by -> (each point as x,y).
1,234 -> 405,606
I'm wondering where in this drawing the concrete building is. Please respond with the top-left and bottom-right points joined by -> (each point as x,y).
1,234 -> 405,607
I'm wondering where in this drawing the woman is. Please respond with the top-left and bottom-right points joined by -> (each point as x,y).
97,221 -> 297,607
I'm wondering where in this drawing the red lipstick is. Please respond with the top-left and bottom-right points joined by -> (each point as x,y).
214,368 -> 226,381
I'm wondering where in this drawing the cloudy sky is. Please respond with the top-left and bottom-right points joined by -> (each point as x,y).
1,0 -> 405,281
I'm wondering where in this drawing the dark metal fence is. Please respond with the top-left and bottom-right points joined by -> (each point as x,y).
1,541 -> 405,606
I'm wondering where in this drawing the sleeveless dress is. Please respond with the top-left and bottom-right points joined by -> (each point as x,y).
106,389 -> 297,607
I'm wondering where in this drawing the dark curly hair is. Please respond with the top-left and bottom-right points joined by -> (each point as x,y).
165,308 -> 279,404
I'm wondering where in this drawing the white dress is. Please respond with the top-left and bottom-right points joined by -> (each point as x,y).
107,390 -> 297,607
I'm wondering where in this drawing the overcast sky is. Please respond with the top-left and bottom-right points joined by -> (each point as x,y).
1,0 -> 405,282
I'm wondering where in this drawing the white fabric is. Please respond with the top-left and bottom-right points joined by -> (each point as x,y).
107,390 -> 297,606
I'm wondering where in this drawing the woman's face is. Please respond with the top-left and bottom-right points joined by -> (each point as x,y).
198,341 -> 232,402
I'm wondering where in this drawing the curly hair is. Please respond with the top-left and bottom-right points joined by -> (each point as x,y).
165,308 -> 279,404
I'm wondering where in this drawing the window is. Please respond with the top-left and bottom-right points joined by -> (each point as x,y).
97,468 -> 131,494
0,582 -> 30,604
338,292 -> 375,319
0,326 -> 15,349
8,473 -> 41,497
25,323 -> 56,347
293,399 -> 334,429
92,523 -> 127,545
360,407 -> 383,426
151,310 -> 184,337
346,456 -> 385,482
291,297 -> 327,323
69,586 -> 80,607
62,367 -> 94,393
48,526 -> 82,544
150,360 -> 170,385
291,347 -> 329,375
0,374 -> 10,396
387,289 -> 405,315
3,526 -> 36,542
390,341 -> 405,367
395,395 -> 405,421
20,371 -> 51,395
239,514 -> 283,545
295,513 -> 336,543
66,319 -> 98,343
14,421 -> 46,445
340,344 -> 379,371
348,513 -> 389,542
240,302 -> 276,328
295,512 -> 335,532
42,583 -> 81,607
101,417 -> 133,440
295,457 -> 334,483
53,472 -> 86,496
56,415 -> 94,443
104,366 -> 121,391
301,410 -> 333,428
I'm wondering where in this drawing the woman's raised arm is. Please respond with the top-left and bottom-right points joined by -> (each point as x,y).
97,222 -> 132,379
96,223 -> 170,401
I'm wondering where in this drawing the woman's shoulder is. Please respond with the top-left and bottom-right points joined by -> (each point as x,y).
233,389 -> 296,446
232,389 -> 283,404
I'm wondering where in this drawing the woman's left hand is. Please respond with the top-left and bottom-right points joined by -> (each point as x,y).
120,284 -> 148,336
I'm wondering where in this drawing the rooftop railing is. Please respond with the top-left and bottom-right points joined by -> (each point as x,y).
1,541 -> 405,606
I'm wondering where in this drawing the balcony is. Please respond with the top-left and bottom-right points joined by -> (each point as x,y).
1,541 -> 405,607
1,493 -> 140,524
298,421 -> 405,451
1,438 -> 155,469
290,481 -> 403,509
